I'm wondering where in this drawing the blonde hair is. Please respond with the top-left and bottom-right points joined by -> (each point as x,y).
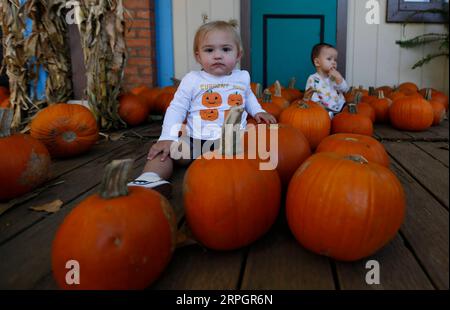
193,20 -> 243,55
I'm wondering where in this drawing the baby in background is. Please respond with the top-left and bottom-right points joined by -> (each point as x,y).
305,43 -> 349,118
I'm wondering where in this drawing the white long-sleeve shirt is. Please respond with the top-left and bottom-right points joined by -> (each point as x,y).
305,73 -> 349,113
159,69 -> 265,141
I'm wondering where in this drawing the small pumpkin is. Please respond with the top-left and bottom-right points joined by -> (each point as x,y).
316,133 -> 389,167
369,91 -> 392,123
279,89 -> 331,149
52,159 -> 176,289
420,88 -> 448,111
131,85 -> 161,111
202,90 -> 223,108
342,92 -> 376,122
286,152 -> 406,261
424,89 -> 446,126
271,81 -> 290,109
118,93 -> 150,126
332,103 -> 374,136
398,82 -> 419,95
153,86 -> 177,114
30,103 -> 99,158
389,95 -> 433,131
0,109 -> 51,201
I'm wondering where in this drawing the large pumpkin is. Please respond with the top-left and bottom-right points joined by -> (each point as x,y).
389,96 -> 433,131
183,107 -> 281,250
30,103 -> 99,158
279,89 -> 331,149
118,93 -> 150,126
52,159 -> 176,289
0,109 -> 51,201
316,133 -> 389,167
286,152 -> 406,261
245,123 -> 311,188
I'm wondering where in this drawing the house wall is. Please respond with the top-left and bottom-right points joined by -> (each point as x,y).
123,0 -> 157,90
346,0 -> 449,94
172,0 -> 240,79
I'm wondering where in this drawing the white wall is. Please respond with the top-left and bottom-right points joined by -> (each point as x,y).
172,0 -> 240,79
346,0 -> 449,94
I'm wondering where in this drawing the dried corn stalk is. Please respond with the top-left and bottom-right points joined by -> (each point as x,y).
0,0 -> 31,128
76,0 -> 127,130
24,0 -> 73,104
0,0 -> 72,129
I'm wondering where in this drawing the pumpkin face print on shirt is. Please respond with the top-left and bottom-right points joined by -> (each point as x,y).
228,92 -> 243,106
202,90 -> 222,108
200,109 -> 219,121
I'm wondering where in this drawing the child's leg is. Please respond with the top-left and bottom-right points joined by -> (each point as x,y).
142,153 -> 174,180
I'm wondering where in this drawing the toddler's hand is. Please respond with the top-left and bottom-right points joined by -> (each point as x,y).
254,112 -> 277,124
148,140 -> 174,161
329,68 -> 344,84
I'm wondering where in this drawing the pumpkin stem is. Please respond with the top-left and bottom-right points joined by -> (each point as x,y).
354,92 -> 362,105
262,89 -> 272,103
219,106 -> 244,156
347,103 -> 358,114
425,88 -> 432,101
345,154 -> 369,164
99,159 -> 134,199
255,83 -> 262,99
378,90 -> 385,99
296,87 -> 315,109
288,77 -> 297,89
274,80 -> 282,97
368,87 -> 376,96
0,108 -> 13,138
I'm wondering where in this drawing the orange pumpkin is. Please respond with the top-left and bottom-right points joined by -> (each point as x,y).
342,92 -> 376,122
286,152 -> 406,261
279,89 -> 331,149
153,86 -> 177,114
202,90 -> 222,108
424,89 -> 446,126
200,108 -> 219,121
316,133 -> 389,167
0,98 -> 10,108
131,85 -> 161,111
244,123 -> 311,188
398,82 -> 418,95
0,109 -> 51,201
0,86 -> 9,103
52,159 -> 176,289
227,92 -> 243,106
376,85 -> 393,97
118,93 -> 150,126
183,108 -> 281,250
420,88 -> 448,111
369,91 -> 392,123
389,96 -> 433,131
271,81 -> 290,109
332,103 -> 374,136
30,103 -> 99,158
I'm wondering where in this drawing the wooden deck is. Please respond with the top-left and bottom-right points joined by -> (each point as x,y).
0,120 -> 448,290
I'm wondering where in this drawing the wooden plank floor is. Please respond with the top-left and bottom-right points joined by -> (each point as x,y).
0,120 -> 448,290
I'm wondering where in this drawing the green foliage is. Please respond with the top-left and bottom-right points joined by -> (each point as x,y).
395,4 -> 449,70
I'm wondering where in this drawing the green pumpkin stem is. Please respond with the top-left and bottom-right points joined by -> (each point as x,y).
99,159 -> 134,199
425,88 -> 432,101
288,77 -> 297,89
346,154 -> 369,164
354,92 -> 362,105
347,103 -> 358,114
255,83 -> 262,99
262,89 -> 272,103
0,108 -> 13,138
220,106 -> 244,156
368,87 -> 376,96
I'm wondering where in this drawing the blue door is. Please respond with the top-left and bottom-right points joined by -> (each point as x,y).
251,0 -> 337,90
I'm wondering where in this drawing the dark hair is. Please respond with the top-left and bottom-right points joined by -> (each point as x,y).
311,43 -> 336,66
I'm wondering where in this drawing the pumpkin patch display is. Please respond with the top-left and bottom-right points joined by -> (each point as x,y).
316,133 -> 389,167
286,152 -> 406,261
52,159 -> 176,290
30,103 -> 99,158
0,109 -> 51,201
183,107 -> 281,250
